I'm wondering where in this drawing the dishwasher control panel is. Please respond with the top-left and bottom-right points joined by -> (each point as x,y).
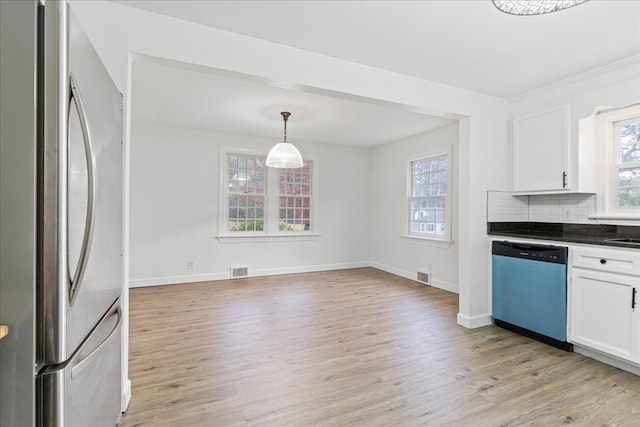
492,241 -> 568,264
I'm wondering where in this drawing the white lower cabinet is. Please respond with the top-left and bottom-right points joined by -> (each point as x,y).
569,267 -> 639,363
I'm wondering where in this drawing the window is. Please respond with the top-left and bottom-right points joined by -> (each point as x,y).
409,150 -> 450,240
613,118 -> 640,209
595,103 -> 640,218
279,162 -> 312,231
227,154 -> 265,232
220,151 -> 314,237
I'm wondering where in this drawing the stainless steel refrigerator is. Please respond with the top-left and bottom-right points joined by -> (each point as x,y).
1,1 -> 123,426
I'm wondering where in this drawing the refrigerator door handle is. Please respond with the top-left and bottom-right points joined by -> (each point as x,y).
71,303 -> 121,378
68,72 -> 96,306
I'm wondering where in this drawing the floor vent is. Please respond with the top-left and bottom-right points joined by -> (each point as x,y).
417,271 -> 430,285
230,265 -> 249,279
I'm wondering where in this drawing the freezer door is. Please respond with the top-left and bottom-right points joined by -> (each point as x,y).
40,300 -> 122,427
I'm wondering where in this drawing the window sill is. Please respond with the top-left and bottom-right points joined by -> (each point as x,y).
401,235 -> 453,248
216,233 -> 320,244
588,215 -> 640,221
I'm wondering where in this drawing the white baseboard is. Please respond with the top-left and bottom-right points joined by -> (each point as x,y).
129,272 -> 229,287
121,378 -> 132,412
371,262 -> 459,294
573,345 -> 640,376
250,261 -> 370,277
457,312 -> 493,329
129,261 -> 370,288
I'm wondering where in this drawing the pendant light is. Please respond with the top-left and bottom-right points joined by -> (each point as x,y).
266,112 -> 303,169
492,0 -> 589,15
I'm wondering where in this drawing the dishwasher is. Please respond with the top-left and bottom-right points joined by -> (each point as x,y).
492,240 -> 572,351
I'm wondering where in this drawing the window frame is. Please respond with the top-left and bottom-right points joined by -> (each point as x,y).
595,103 -> 640,219
217,147 -> 318,242
405,145 -> 453,244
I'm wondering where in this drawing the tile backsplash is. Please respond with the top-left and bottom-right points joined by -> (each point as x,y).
487,191 -> 528,222
487,191 -> 597,223
528,194 -> 596,223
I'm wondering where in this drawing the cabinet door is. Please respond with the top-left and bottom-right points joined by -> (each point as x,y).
569,268 -> 639,363
512,103 -> 570,194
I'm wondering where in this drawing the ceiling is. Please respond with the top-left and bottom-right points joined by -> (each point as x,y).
119,0 -> 640,147
131,58 -> 457,147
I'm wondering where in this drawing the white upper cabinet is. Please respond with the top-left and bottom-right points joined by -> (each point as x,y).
512,103 -> 596,195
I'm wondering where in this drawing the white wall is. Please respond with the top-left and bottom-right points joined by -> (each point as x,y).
129,122 -> 371,286
371,124 -> 459,293
70,0 -> 511,328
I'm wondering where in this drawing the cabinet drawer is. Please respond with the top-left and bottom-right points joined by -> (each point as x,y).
571,246 -> 640,276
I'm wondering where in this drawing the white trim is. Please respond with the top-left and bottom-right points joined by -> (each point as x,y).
573,345 -> 640,376
130,272 -> 230,287
121,379 -> 132,413
457,312 -> 493,329
251,261 -> 369,277
121,54 -> 133,418
129,261 -> 369,288
371,261 -> 459,294
588,215 -> 640,221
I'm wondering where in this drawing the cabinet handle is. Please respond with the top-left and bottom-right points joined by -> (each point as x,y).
633,287 -> 637,309
562,172 -> 567,188
600,259 -> 607,264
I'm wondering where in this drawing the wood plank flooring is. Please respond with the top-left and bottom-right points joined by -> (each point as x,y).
120,268 -> 640,426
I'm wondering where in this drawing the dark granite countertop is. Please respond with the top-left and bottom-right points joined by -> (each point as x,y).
487,222 -> 640,249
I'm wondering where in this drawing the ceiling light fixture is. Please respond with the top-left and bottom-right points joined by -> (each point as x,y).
266,111 -> 303,169
492,0 -> 589,15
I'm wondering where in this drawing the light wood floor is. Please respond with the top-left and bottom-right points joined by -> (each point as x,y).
120,268 -> 640,427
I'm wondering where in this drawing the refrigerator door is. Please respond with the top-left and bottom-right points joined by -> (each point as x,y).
39,1 -> 123,365
40,299 -> 122,427
65,6 -> 123,357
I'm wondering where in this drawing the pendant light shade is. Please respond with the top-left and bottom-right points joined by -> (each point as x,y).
492,0 -> 589,16
266,112 -> 303,168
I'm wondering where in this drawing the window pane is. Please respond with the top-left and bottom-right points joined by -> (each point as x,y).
618,187 -> 640,207
618,167 -> 640,187
228,154 -> 265,195
619,122 -> 640,163
618,166 -> 640,207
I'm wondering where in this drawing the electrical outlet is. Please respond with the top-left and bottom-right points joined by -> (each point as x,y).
563,208 -> 572,220
187,260 -> 195,270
